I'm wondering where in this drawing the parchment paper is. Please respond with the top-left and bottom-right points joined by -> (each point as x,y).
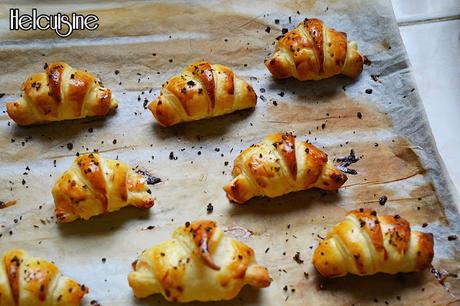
0,0 -> 459,305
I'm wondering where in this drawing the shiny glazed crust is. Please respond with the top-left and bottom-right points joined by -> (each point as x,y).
223,132 -> 347,203
0,249 -> 88,306
6,62 -> 117,125
265,18 -> 363,81
52,153 -> 154,223
148,61 -> 257,126
128,220 -> 271,302
312,209 -> 434,277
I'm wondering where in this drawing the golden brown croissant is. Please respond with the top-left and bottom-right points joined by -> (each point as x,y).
265,18 -> 363,80
6,62 -> 117,125
128,220 -> 271,302
52,153 -> 154,223
148,61 -> 257,126
223,132 -> 347,203
0,249 -> 88,306
312,209 -> 434,277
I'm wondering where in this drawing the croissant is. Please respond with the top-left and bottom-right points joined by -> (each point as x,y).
128,220 -> 271,302
52,153 -> 154,223
6,62 -> 117,125
312,209 -> 434,277
148,61 -> 257,126
265,18 -> 363,81
0,249 -> 88,306
223,132 -> 347,203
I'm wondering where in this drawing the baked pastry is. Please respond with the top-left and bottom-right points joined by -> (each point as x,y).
148,61 -> 257,126
312,209 -> 434,277
265,18 -> 363,80
6,62 -> 117,125
0,249 -> 88,306
128,220 -> 271,302
223,132 -> 347,203
52,153 -> 154,223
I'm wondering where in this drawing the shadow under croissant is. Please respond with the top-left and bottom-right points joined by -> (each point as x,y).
9,109 -> 118,142
56,206 -> 151,237
151,107 -> 255,140
265,73 -> 360,101
131,284 -> 263,306
227,188 -> 344,216
310,269 -> 431,302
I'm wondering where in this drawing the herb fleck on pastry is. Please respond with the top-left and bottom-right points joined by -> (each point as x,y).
265,18 -> 363,80
313,209 -> 434,277
224,132 -> 347,203
128,220 -> 271,302
148,61 -> 256,126
6,62 -> 117,125
0,249 -> 88,306
52,153 -> 154,223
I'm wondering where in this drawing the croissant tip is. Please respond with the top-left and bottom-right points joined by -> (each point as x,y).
223,183 -> 246,204
264,56 -> 291,79
110,98 -> 119,109
335,171 -> 348,185
143,198 -> 155,209
5,101 -> 15,116
245,265 -> 272,288
6,100 -> 29,125
147,100 -> 155,111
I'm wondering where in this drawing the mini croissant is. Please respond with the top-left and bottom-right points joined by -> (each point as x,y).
6,62 -> 117,125
265,18 -> 363,80
223,132 -> 347,203
128,220 -> 271,302
52,153 -> 154,223
148,61 -> 257,126
313,209 -> 434,277
0,249 -> 88,306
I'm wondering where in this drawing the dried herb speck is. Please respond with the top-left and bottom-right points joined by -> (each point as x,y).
293,252 -> 304,264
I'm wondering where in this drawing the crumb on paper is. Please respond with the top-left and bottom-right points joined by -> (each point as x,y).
0,200 -> 17,209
